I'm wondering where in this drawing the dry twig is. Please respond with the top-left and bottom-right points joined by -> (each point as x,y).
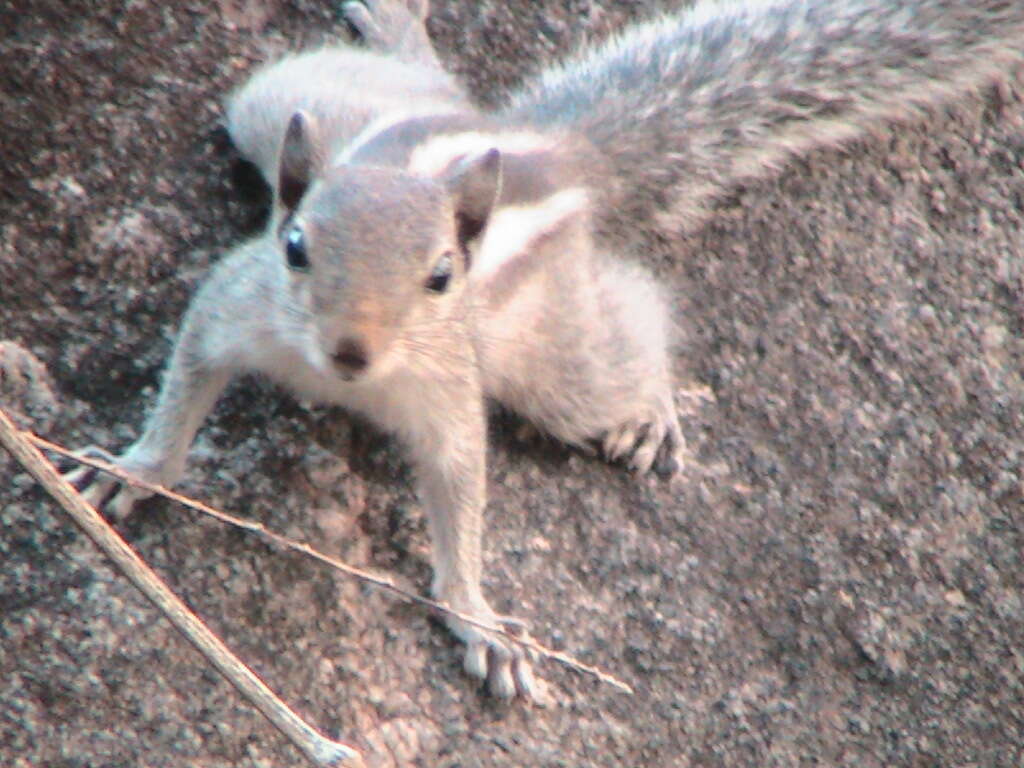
27,431 -> 634,695
0,408 -> 365,768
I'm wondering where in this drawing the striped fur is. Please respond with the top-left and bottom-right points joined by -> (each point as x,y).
506,0 -> 1024,240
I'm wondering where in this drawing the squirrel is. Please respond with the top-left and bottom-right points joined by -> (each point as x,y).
69,0 -> 1024,701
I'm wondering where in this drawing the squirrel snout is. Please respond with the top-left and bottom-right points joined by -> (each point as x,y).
332,337 -> 370,380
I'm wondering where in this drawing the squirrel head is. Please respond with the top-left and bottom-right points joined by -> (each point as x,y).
274,111 -> 502,382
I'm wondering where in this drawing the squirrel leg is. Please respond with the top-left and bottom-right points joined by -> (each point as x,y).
64,248 -> 267,517
407,395 -> 541,701
66,343 -> 231,518
579,260 -> 686,479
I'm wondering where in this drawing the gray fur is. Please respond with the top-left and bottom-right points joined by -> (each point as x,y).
507,0 -> 1024,240
226,45 -> 468,186
71,0 -> 1024,702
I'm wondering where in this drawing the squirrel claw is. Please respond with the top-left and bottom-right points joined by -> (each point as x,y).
485,645 -> 517,699
340,1 -> 376,44
601,404 -> 684,479
64,445 -> 117,497
340,0 -> 429,52
444,605 -> 544,702
61,445 -> 156,520
652,429 -> 683,478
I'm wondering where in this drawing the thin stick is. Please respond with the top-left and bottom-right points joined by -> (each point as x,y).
28,432 -> 634,695
0,408 -> 365,768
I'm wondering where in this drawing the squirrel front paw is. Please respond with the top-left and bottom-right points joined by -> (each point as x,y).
63,445 -> 162,519
439,598 -> 543,702
601,399 -> 685,478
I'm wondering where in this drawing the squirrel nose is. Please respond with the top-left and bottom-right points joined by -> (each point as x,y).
333,337 -> 369,377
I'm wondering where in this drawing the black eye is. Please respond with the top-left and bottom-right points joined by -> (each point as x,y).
285,226 -> 309,271
425,252 -> 454,293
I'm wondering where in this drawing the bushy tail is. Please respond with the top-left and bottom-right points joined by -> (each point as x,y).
504,0 -> 1024,237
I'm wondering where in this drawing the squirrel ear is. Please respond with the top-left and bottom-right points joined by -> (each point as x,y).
278,110 -> 323,214
443,147 -> 502,255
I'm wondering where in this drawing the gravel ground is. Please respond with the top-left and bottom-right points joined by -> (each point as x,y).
2,1 -> 1023,766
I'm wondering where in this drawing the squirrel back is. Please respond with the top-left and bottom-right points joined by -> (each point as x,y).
226,46 -> 469,187
505,0 -> 1024,241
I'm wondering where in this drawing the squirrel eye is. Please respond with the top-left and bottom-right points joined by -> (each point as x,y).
285,226 -> 309,271
425,251 -> 454,293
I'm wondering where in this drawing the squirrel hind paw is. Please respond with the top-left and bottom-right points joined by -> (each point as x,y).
340,0 -> 428,52
602,408 -> 685,479
340,1 -> 377,45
